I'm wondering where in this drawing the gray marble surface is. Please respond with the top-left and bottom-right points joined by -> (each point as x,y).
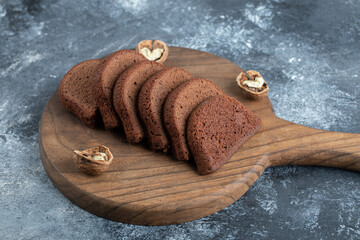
0,0 -> 359,239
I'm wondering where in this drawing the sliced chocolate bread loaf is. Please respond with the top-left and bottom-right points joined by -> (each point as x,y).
187,95 -> 261,175
59,59 -> 102,128
138,67 -> 193,152
164,78 -> 224,161
92,49 -> 146,129
113,60 -> 165,143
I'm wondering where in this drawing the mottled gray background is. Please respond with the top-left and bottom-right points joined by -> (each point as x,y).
1,0 -> 360,239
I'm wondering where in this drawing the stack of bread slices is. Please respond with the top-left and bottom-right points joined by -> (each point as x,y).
59,49 -> 261,175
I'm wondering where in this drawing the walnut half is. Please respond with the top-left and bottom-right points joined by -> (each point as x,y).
236,70 -> 269,100
73,145 -> 113,176
135,40 -> 169,64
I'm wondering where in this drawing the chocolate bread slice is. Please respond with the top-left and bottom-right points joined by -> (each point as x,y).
59,59 -> 102,128
164,78 -> 224,161
138,67 -> 193,152
113,60 -> 165,143
92,49 -> 146,129
187,95 -> 261,175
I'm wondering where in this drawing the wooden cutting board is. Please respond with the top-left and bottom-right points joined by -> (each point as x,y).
39,47 -> 360,225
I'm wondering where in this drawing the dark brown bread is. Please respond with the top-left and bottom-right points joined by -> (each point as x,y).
164,78 -> 224,161
113,61 -> 165,143
59,59 -> 102,128
138,67 -> 193,152
92,49 -> 146,129
187,95 -> 261,175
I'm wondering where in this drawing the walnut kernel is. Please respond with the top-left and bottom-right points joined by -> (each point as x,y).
73,145 -> 113,176
236,70 -> 269,100
135,40 -> 169,64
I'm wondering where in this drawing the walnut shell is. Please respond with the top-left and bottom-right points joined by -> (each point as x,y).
135,39 -> 169,64
236,70 -> 269,100
73,145 -> 113,176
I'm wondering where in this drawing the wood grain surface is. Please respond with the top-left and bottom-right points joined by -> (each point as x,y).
39,47 -> 360,225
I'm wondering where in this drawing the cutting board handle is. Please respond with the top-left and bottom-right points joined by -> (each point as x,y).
268,118 -> 360,171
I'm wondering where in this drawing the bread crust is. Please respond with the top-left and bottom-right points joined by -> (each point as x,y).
138,67 -> 193,152
164,78 -> 224,161
113,60 -> 165,143
59,59 -> 102,128
92,50 -> 146,129
187,95 -> 261,175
